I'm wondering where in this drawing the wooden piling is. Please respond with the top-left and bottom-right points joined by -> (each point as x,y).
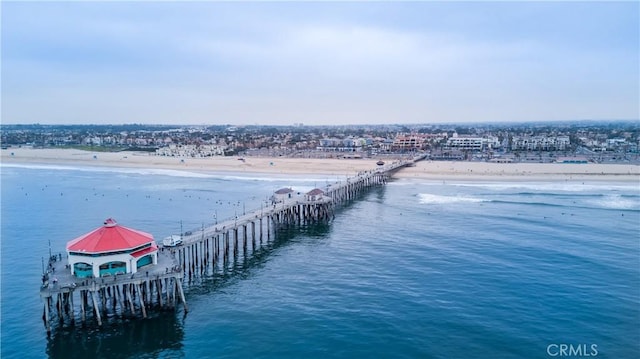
80,290 -> 86,323
69,291 -> 75,325
156,279 -> 163,308
176,278 -> 188,313
136,284 -> 147,319
44,299 -> 51,334
90,291 -> 102,326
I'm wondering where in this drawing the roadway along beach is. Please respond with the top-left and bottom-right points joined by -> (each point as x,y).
2,148 -> 639,181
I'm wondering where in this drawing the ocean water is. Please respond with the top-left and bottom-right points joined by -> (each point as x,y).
1,164 -> 639,359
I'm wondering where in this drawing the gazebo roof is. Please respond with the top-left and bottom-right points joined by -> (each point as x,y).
275,187 -> 294,194
66,218 -> 154,254
306,188 -> 324,196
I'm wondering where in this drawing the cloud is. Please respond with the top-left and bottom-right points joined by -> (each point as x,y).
2,1 -> 638,125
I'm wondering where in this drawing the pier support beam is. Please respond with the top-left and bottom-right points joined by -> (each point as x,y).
127,284 -> 135,314
69,291 -> 75,325
90,291 -> 102,326
156,279 -> 163,308
136,284 -> 147,319
171,278 -> 177,307
43,299 -> 51,334
80,291 -> 86,323
176,278 -> 188,313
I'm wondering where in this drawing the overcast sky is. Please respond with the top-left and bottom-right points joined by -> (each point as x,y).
2,1 -> 638,126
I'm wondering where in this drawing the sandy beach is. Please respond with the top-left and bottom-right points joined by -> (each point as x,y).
395,160 -> 640,182
2,148 -> 639,182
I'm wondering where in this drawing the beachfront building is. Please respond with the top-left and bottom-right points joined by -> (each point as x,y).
156,144 -> 227,157
392,134 -> 428,151
445,137 -> 484,151
444,135 -> 499,151
511,136 -> 570,151
317,137 -> 368,152
66,218 -> 158,278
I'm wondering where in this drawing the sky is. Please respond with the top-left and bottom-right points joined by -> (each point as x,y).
1,1 -> 638,126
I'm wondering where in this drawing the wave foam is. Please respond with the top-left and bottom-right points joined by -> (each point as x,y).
1,163 -> 331,183
587,194 -> 640,210
418,193 -> 488,205
449,182 -> 638,193
1,163 -> 219,178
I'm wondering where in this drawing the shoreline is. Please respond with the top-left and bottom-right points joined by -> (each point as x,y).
394,160 -> 640,182
2,148 -> 639,182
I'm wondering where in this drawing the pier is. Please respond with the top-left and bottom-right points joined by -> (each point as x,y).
41,250 -> 186,334
40,155 -> 423,334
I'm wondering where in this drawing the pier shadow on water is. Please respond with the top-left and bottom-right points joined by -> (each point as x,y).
184,221 -> 333,296
46,312 -> 185,359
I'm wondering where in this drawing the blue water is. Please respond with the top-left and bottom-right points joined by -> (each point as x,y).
1,164 -> 639,358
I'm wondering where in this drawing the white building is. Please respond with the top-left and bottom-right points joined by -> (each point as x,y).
512,136 -> 570,151
445,137 -> 484,151
156,144 -> 227,157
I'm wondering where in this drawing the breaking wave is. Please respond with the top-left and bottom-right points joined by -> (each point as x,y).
586,194 -> 640,210
418,193 -> 488,205
0,163 -> 330,183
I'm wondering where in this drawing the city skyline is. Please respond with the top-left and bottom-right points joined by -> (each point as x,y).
2,1 -> 639,126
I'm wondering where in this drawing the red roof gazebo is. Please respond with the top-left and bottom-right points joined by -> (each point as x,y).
67,218 -> 154,254
66,218 -> 158,278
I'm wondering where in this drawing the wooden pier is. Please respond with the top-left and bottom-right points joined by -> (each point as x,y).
40,155 -> 423,334
40,250 -> 187,334
171,157 -> 419,278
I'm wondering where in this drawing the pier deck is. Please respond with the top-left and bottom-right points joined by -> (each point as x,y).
41,250 -> 179,297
